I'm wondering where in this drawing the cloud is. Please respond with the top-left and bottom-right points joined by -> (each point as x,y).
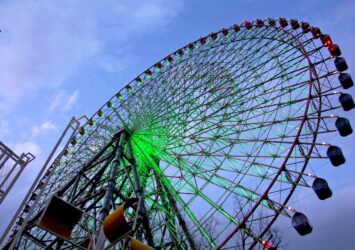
99,53 -> 137,73
131,0 -> 183,30
0,0 -> 184,108
0,0 -> 99,108
31,120 -> 57,138
49,90 -> 79,112
64,91 -> 79,111
14,141 -> 41,156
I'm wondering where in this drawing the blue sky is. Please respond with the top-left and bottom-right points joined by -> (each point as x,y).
0,0 -> 354,249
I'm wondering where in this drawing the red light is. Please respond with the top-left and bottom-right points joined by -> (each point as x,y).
329,44 -> 341,57
321,34 -> 332,47
262,240 -> 273,249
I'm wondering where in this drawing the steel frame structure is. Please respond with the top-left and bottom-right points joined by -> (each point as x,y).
0,117 -> 82,248
0,141 -> 35,204
2,18 -> 353,250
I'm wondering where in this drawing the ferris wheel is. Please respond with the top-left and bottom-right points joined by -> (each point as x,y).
4,18 -> 354,250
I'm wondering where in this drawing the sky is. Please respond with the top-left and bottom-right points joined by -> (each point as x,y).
0,0 -> 355,249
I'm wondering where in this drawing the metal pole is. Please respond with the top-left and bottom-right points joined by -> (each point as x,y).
98,131 -> 126,223
95,132 -> 126,250
0,142 -> 25,163
126,139 -> 154,247
0,153 -> 34,204
0,151 -> 5,169
0,162 -> 22,205
0,151 -> 5,165
0,155 -> 10,171
0,161 -> 20,191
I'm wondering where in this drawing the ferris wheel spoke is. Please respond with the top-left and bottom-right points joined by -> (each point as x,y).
147,179 -> 187,248
138,33 -> 308,121
139,87 -> 308,142
130,137 -> 217,248
133,135 -> 247,234
138,63 -> 308,131
142,62 -> 306,129
177,161 -> 296,220
136,139 -> 286,221
113,29 -> 304,133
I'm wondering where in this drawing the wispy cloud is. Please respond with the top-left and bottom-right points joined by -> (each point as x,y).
31,120 -> 57,138
64,91 -> 79,111
49,90 -> 79,112
0,0 -> 184,109
0,1 -> 99,108
14,141 -> 41,156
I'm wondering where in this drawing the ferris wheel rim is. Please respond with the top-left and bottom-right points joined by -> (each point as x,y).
77,20 -> 319,248
216,21 -> 321,249
67,19 -> 320,248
